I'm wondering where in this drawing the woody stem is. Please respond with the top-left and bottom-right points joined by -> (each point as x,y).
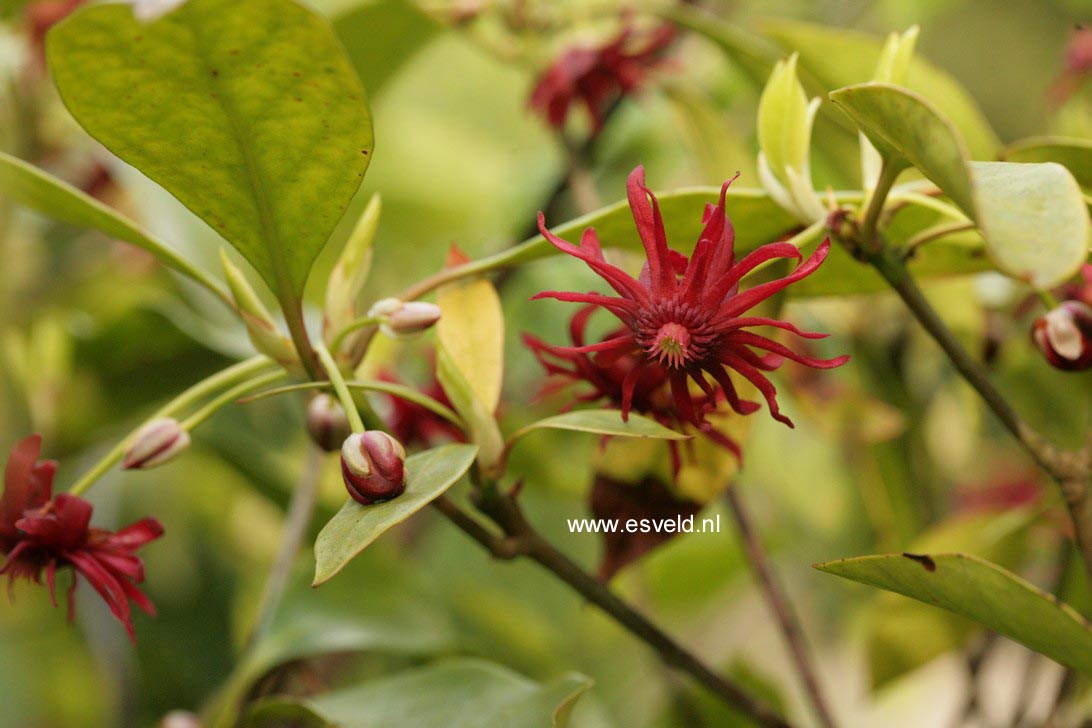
432,490 -> 796,728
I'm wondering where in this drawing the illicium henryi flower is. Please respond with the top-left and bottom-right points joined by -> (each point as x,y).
1,435 -> 163,640
531,166 -> 848,453
528,23 -> 675,133
1032,301 -> 1092,371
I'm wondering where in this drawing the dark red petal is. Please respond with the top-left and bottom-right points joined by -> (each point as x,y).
669,372 -> 701,426
52,494 -> 94,543
619,360 -> 649,420
543,334 -> 639,357
90,550 -> 144,581
106,518 -> 165,550
719,238 -> 834,318
708,364 -> 761,416
537,213 -> 647,301
67,550 -> 135,640
707,242 -> 803,308
118,577 -> 156,616
46,559 -> 58,608
626,166 -> 674,296
722,352 -> 793,427
530,290 -> 639,320
699,424 -> 743,460
723,317 -> 829,340
1,435 -> 55,534
732,332 -> 850,370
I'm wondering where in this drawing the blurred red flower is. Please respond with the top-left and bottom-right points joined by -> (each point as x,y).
1,435 -> 163,641
528,24 -> 675,132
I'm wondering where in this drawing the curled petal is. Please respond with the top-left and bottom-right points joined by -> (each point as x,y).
626,166 -> 674,296
722,352 -> 792,427
537,213 -> 646,301
707,242 -> 803,308
719,238 -> 833,318
722,317 -> 829,340
731,331 -> 850,369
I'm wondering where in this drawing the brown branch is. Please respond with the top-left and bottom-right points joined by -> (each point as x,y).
432,491 -> 795,728
725,486 -> 838,728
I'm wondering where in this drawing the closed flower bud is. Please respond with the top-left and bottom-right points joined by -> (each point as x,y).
369,298 -> 442,339
306,394 -> 352,452
124,418 -> 190,470
1032,301 -> 1092,371
340,431 -> 407,505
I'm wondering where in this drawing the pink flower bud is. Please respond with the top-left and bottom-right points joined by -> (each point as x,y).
369,298 -> 441,339
123,418 -> 190,470
1032,301 -> 1092,371
306,393 -> 352,452
340,431 -> 407,505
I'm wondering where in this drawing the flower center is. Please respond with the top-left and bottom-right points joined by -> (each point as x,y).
651,322 -> 692,369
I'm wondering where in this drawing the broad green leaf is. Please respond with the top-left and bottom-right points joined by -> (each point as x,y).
0,152 -> 228,302
970,161 -> 1090,287
48,0 -> 373,310
508,409 -> 689,445
759,19 -> 1000,159
831,84 -> 1090,288
436,274 -> 504,413
313,444 -> 478,585
863,508 -> 1036,687
435,345 -> 504,474
1001,136 -> 1092,192
816,552 -> 1092,676
244,658 -> 593,728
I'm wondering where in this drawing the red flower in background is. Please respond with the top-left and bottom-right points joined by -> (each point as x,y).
1049,25 -> 1092,105
24,0 -> 86,69
1,435 -> 163,641
377,369 -> 465,449
530,166 -> 848,455
529,24 -> 675,132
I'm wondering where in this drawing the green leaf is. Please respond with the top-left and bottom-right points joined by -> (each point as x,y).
759,19 -> 1000,159
1001,136 -> 1092,192
0,151 -> 228,302
48,0 -> 373,310
830,84 -> 1090,288
244,658 -> 593,728
435,345 -> 505,474
437,274 -> 504,413
863,508 -> 1036,687
313,444 -> 478,586
816,552 -> 1092,676
508,410 -> 689,445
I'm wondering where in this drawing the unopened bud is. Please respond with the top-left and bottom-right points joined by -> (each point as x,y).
306,394 -> 352,452
369,298 -> 442,339
124,418 -> 190,470
220,250 -> 300,371
1032,301 -> 1092,371
340,431 -> 407,505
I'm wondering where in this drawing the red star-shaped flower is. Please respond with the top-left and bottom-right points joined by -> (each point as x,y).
1,435 -> 163,641
530,166 -> 848,453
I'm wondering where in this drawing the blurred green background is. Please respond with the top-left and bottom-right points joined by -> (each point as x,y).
1,0 -> 1091,725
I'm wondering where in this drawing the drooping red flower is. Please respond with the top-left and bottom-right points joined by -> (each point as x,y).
528,24 -> 675,132
1,435 -> 163,641
531,166 -> 848,452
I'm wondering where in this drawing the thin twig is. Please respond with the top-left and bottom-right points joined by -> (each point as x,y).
246,445 -> 324,649
724,486 -> 838,728
433,491 -> 795,728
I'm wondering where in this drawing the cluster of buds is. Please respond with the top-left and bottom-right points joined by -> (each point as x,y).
123,418 -> 190,470
1032,301 -> 1092,371
340,431 -> 407,505
368,298 -> 442,340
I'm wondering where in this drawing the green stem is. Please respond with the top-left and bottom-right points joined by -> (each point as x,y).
314,343 -> 366,433
901,221 -> 977,260
329,315 -> 380,354
859,160 -> 902,247
280,297 -> 321,381
1036,288 -> 1061,310
67,356 -> 277,496
179,371 -> 287,430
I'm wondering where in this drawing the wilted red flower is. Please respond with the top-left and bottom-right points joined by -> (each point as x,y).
1,435 -> 163,640
528,24 -> 675,132
532,166 -> 848,452
590,474 -> 701,581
